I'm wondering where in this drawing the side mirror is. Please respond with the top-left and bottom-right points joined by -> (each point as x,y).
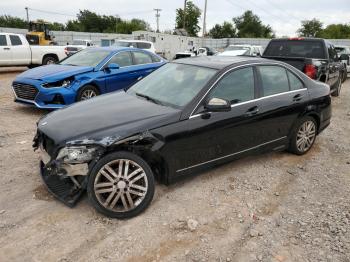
339,54 -> 349,61
107,63 -> 120,70
205,97 -> 231,112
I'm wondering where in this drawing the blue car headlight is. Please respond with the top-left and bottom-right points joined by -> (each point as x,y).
42,78 -> 73,88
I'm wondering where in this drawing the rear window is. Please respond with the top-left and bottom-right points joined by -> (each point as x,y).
10,35 -> 22,46
0,35 -> 7,46
136,42 -> 152,49
264,40 -> 326,59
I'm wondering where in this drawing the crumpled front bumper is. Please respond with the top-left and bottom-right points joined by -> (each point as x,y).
39,161 -> 88,207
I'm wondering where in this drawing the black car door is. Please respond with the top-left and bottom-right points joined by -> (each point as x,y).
254,65 -> 309,143
327,43 -> 341,86
172,66 -> 267,174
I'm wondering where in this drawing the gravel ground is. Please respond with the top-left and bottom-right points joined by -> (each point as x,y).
0,67 -> 349,262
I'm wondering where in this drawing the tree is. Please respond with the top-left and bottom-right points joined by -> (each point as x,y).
0,15 -> 27,29
116,19 -> 151,34
319,23 -> 350,39
297,18 -> 323,37
48,22 -> 66,31
175,1 -> 202,36
209,21 -> 236,38
233,11 -> 274,38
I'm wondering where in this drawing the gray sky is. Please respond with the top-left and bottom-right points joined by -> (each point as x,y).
1,0 -> 349,36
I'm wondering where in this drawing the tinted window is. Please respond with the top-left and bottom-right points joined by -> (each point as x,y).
327,44 -> 337,61
151,54 -> 161,62
108,52 -> 132,67
0,35 -> 7,46
136,42 -> 151,49
10,35 -> 22,46
288,71 -> 304,90
259,66 -> 289,96
133,51 -> 153,64
264,40 -> 326,59
209,67 -> 255,103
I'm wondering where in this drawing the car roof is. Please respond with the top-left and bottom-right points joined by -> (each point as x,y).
172,56 -> 272,70
85,46 -> 150,53
115,39 -> 153,44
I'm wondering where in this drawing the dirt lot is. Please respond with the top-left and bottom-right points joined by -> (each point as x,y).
0,67 -> 349,262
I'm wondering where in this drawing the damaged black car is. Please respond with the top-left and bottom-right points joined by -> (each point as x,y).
34,56 -> 331,218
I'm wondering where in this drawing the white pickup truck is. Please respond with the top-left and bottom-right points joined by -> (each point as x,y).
0,33 -> 67,67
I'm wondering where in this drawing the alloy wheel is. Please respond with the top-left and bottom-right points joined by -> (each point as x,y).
94,159 -> 148,212
81,89 -> 97,100
296,120 -> 316,153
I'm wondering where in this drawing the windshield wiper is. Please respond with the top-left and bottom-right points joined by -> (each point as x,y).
135,92 -> 163,106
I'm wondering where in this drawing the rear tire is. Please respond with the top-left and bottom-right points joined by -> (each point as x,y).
87,151 -> 155,219
77,85 -> 100,101
342,68 -> 347,83
331,76 -> 342,97
288,116 -> 317,155
42,56 -> 58,65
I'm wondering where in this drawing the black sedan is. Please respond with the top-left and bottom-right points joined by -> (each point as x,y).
34,56 -> 332,218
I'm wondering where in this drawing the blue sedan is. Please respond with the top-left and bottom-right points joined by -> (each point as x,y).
12,47 -> 166,109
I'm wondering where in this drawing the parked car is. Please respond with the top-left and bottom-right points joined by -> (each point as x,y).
262,38 -> 344,96
0,33 -> 67,67
335,45 -> 350,82
113,40 -> 156,53
12,47 -> 166,109
174,47 -> 216,60
198,46 -> 217,56
33,56 -> 331,218
218,44 -> 263,57
65,39 -> 95,56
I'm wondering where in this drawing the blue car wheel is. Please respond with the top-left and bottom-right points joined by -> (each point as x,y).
77,85 -> 100,101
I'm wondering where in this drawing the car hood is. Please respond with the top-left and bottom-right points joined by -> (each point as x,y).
17,65 -> 94,82
38,91 -> 180,146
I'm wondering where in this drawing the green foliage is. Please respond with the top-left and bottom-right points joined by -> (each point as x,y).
175,1 -> 202,37
0,15 -> 27,29
319,24 -> 350,39
297,18 -> 323,37
48,22 -> 66,31
233,11 -> 274,38
208,21 -> 236,38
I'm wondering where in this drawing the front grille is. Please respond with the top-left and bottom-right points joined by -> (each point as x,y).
13,82 -> 39,101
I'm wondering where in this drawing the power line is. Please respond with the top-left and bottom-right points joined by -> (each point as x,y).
27,7 -> 76,17
262,0 -> 302,22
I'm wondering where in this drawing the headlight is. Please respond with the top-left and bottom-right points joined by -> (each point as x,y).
42,78 -> 73,88
57,146 -> 98,164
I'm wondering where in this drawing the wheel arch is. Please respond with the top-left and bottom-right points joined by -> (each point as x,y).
42,53 -> 59,64
75,82 -> 101,101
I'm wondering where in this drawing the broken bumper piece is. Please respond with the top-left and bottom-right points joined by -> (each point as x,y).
39,161 -> 87,207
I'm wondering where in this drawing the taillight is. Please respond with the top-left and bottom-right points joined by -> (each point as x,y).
304,64 -> 317,79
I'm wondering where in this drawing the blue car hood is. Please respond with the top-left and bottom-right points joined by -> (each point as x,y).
17,65 -> 94,81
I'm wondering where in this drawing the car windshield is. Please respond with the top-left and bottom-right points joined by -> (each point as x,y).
127,63 -> 217,108
72,40 -> 86,45
60,49 -> 110,67
225,46 -> 250,51
114,41 -> 132,47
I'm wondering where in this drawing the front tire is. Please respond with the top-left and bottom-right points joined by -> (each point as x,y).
289,116 -> 317,155
87,151 -> 155,219
77,85 -> 100,101
332,75 -> 342,97
342,68 -> 347,83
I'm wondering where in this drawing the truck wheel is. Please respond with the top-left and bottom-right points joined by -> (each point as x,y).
87,151 -> 155,219
77,85 -> 100,101
288,116 -> 317,155
43,56 -> 58,65
332,76 -> 342,97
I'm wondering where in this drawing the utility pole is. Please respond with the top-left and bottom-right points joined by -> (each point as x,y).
154,8 -> 162,33
25,7 -> 29,24
202,0 -> 207,37
183,0 -> 187,30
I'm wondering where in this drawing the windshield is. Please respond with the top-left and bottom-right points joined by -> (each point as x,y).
225,46 -> 250,51
127,63 -> 217,108
114,41 -> 132,47
60,49 -> 110,67
72,40 -> 87,45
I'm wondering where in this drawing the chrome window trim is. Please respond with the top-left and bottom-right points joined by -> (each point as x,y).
189,88 -> 307,119
98,50 -> 163,70
189,62 -> 307,118
176,136 -> 287,173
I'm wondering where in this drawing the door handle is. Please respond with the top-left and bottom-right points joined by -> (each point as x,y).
3,47 -> 10,50
293,94 -> 303,102
245,106 -> 259,116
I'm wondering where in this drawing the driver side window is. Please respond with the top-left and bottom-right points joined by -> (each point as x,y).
209,67 -> 255,104
108,52 -> 133,67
